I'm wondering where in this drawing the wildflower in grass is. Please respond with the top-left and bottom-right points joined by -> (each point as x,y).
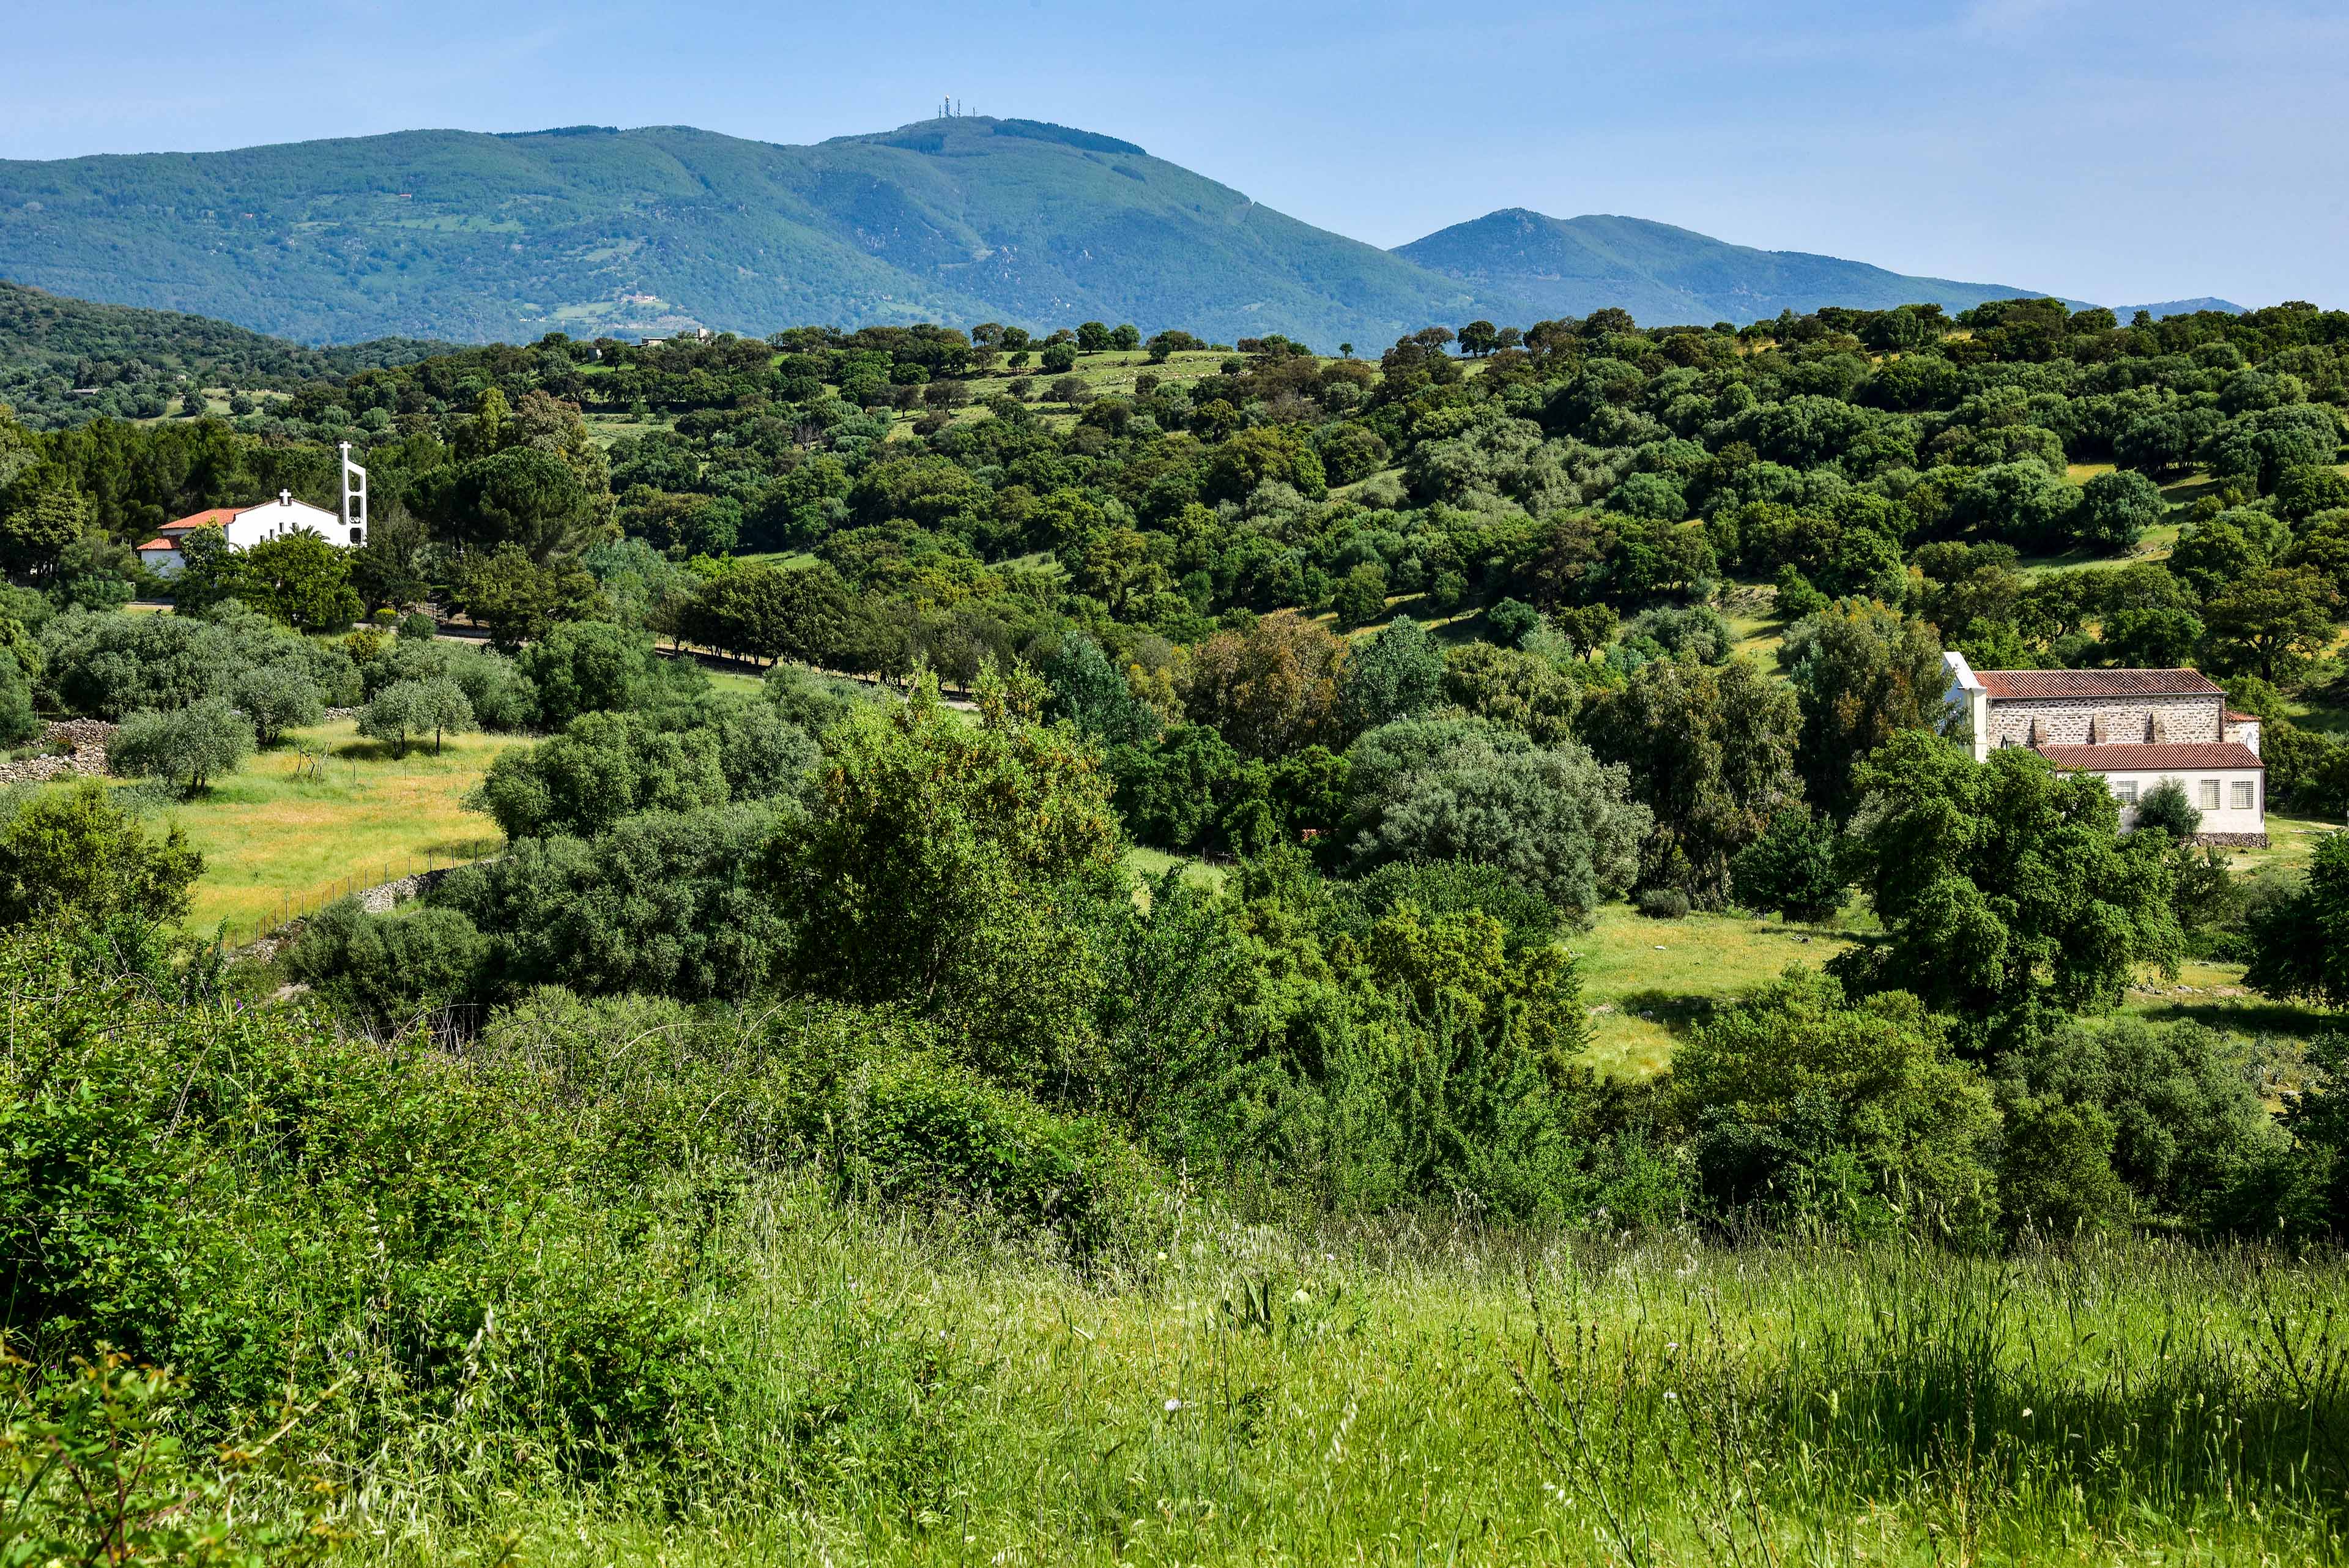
1164,1397 -> 1184,1412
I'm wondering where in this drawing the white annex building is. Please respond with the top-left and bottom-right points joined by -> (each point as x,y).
1943,652 -> 2266,845
136,443 -> 369,575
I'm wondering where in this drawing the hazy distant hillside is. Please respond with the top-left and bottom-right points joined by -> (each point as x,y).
0,280 -> 449,428
0,119 -> 1501,350
1393,209 -> 2069,325
2114,297 -> 2249,319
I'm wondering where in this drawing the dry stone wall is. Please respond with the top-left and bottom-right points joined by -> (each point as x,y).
0,719 -> 117,786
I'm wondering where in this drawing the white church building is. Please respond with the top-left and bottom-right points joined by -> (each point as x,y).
136,443 -> 369,576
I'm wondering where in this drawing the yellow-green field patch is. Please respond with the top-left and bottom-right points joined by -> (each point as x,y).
1123,844 -> 1229,894
1568,903 -> 1856,1077
122,718 -> 530,938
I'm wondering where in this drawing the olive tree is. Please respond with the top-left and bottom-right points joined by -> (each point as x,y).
360,677 -> 476,757
231,660 -> 327,746
106,699 -> 256,795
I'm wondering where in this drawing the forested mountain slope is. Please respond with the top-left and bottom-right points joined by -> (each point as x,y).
0,117 -> 2117,351
0,280 -> 450,428
0,119 -> 1500,349
1393,208 -> 2075,324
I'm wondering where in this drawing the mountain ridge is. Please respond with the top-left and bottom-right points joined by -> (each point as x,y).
1391,207 -> 2091,324
0,117 -> 1501,349
0,117 -> 2227,348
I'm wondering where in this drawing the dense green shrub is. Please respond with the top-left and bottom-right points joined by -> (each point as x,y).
714,702 -> 821,801
282,897 -> 492,1033
1041,633 -> 1157,746
1995,1091 -> 2127,1236
469,710 -> 730,840
1732,808 -> 1849,922
762,662 -> 877,737
0,779 -> 200,929
0,657 -> 37,746
836,1054 -> 1154,1257
358,633 -> 538,729
1671,967 -> 2001,1240
0,926 -> 721,1458
1636,886 -> 1691,920
1583,653 -> 1802,905
1107,723 -> 1244,853
1485,597 -> 1540,647
2245,833 -> 2349,1008
1237,900 -> 1605,1221
1344,718 -> 1649,925
1334,615 -> 1444,737
40,603 -> 358,721
2132,777 -> 2203,839
1339,858 -> 1563,951
1997,1017 -> 2289,1228
516,619 -> 660,729
432,804 -> 798,1001
773,675 -> 1125,1100
1439,641 -> 1583,746
42,608 -> 229,717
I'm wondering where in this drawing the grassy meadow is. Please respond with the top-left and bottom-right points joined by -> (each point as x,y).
129,716 -> 525,938
333,1183 -> 2349,1566
1571,905 -> 1857,1076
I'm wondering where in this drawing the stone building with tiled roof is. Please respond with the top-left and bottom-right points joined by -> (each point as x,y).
1943,652 -> 2265,844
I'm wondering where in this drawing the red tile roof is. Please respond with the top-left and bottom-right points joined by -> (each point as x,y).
1977,668 -> 2224,698
2037,742 -> 2264,771
2224,710 -> 2262,724
135,538 -> 174,552
160,507 -> 240,533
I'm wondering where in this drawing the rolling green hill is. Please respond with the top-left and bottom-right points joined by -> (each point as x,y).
0,118 -> 1502,351
0,280 -> 450,427
1392,207 -> 2073,324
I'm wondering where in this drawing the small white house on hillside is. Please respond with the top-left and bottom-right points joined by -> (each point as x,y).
137,444 -> 369,576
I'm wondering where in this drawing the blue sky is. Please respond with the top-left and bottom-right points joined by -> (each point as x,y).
9,0 -> 2345,308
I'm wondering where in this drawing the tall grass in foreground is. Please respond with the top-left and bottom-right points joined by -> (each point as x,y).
314,1183 -> 2347,1567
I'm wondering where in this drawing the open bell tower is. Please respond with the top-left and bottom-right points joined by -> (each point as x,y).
338,440 -> 368,546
